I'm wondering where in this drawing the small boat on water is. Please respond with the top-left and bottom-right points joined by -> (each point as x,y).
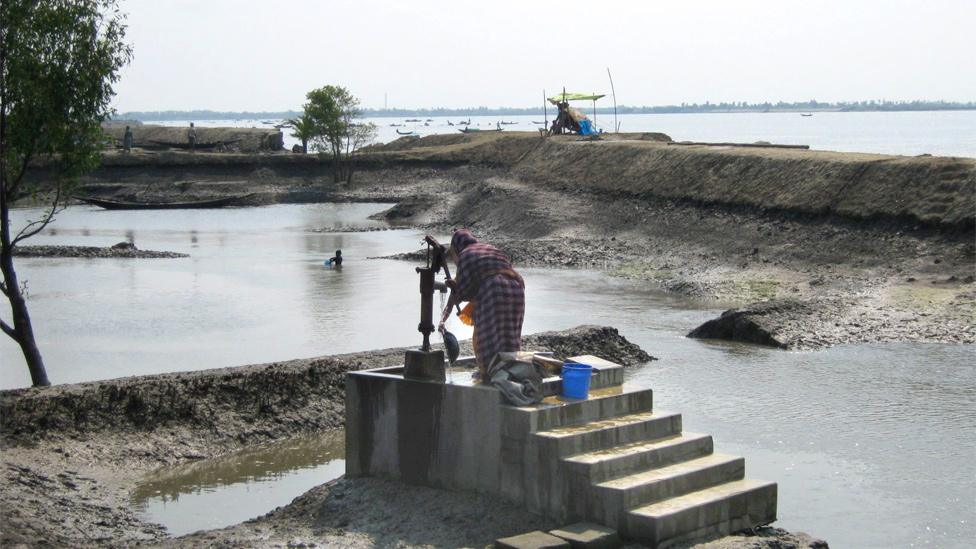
801,113 -> 813,117
396,129 -> 415,135
532,121 -> 546,125
499,121 -> 518,125
405,118 -> 421,122
389,123 -> 403,127
74,194 -> 252,210
459,127 -> 502,133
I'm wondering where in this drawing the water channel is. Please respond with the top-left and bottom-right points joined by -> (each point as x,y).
3,203 -> 973,547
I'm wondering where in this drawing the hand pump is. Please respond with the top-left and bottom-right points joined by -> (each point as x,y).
405,235 -> 452,380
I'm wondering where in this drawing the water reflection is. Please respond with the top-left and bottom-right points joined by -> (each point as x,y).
635,342 -> 975,548
131,431 -> 345,536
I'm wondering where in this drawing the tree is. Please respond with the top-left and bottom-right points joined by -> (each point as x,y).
287,113 -> 315,154
1,0 -> 131,387
302,85 -> 376,183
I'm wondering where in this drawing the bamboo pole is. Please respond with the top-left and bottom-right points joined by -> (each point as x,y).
607,67 -> 619,132
543,89 -> 547,129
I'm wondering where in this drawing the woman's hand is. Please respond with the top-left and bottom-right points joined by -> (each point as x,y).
438,321 -> 446,334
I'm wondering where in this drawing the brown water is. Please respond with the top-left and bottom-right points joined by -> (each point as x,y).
130,431 -> 345,537
5,203 -> 973,547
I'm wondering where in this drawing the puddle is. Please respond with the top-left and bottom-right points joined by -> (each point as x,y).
130,431 -> 345,537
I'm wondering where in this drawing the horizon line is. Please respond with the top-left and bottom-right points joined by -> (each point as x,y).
116,98 -> 976,117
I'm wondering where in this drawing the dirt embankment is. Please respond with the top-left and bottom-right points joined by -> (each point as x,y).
13,242 -> 187,259
39,131 -> 975,232
101,124 -> 284,152
365,132 -> 975,231
0,326 -> 650,547
1,326 -> 644,444
524,141 -> 973,230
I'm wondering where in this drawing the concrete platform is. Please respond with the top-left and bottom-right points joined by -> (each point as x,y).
497,531 -> 571,549
550,522 -> 621,548
345,354 -> 777,547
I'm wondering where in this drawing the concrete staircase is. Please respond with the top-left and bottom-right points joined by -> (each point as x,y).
501,356 -> 777,548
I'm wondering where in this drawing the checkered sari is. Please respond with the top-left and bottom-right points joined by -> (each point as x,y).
454,242 -> 525,373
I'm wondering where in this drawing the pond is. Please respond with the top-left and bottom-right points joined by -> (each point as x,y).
130,431 -> 345,537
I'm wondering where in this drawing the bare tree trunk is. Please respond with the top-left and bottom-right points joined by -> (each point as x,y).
344,136 -> 355,184
301,138 -> 307,154
1,39 -> 50,387
0,195 -> 51,387
332,144 -> 342,183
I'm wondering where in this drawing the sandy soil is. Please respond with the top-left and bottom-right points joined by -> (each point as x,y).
147,477 -> 825,549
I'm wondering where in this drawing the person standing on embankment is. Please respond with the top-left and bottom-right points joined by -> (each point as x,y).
438,229 -> 525,379
122,126 -> 133,152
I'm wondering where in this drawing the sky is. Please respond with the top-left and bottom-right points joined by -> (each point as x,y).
112,0 -> 976,112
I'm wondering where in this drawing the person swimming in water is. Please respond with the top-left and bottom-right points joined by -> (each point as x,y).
326,249 -> 342,266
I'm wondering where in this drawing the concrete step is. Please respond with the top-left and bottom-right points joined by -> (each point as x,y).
624,479 -> 778,546
503,384 -> 654,437
562,432 -> 714,484
591,454 -> 745,527
534,411 -> 682,457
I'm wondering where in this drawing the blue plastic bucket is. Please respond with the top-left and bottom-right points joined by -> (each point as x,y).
562,362 -> 593,399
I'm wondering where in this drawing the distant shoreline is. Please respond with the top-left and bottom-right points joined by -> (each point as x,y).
116,103 -> 976,122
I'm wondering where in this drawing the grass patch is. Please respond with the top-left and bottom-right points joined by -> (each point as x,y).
888,284 -> 973,315
738,279 -> 782,300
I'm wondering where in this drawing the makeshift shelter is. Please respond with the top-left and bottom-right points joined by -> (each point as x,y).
546,91 -> 605,135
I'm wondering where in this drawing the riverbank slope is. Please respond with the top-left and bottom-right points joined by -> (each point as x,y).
362,134 -> 974,349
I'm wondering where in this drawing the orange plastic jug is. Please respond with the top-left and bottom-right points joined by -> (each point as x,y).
458,301 -> 475,326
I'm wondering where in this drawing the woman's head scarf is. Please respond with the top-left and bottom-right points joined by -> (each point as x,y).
451,229 -> 478,255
